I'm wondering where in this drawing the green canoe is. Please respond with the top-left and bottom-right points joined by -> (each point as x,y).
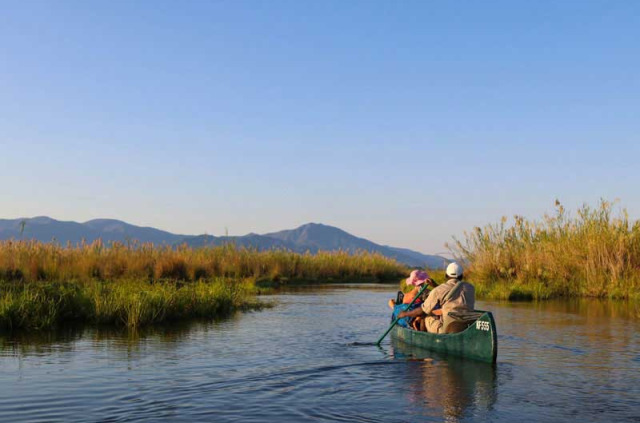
390,311 -> 498,363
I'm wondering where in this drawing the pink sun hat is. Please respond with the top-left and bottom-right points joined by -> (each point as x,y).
406,270 -> 430,286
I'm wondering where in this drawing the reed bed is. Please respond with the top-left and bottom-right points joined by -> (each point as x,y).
0,241 -> 405,284
449,200 -> 640,300
0,241 -> 406,330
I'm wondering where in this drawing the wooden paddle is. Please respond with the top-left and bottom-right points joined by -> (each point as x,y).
375,281 -> 433,345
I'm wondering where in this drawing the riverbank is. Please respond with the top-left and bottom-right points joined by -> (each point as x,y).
449,200 -> 640,301
0,241 -> 407,331
0,278 -> 266,331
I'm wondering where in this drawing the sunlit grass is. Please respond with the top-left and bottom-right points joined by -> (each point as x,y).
449,199 -> 640,300
0,241 -> 407,330
0,241 -> 405,284
0,278 -> 263,331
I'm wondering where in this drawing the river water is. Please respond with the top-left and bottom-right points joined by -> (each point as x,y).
1,284 -> 639,422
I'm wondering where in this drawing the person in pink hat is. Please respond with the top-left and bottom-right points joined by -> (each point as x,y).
387,269 -> 436,329
387,269 -> 436,309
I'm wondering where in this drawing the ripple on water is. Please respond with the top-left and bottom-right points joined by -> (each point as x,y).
0,288 -> 639,422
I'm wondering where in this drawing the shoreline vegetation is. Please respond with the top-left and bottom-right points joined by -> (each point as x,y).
4,200 -> 640,331
0,241 -> 405,331
449,200 -> 640,301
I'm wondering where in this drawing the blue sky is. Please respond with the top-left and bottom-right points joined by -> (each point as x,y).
1,1 -> 639,253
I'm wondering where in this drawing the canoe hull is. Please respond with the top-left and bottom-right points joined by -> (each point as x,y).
391,311 -> 498,363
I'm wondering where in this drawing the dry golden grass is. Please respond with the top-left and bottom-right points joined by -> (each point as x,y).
0,241 -> 405,284
449,200 -> 640,300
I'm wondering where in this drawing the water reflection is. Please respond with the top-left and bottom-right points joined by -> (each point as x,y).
0,316 -> 242,359
494,297 -> 640,321
390,339 -> 497,421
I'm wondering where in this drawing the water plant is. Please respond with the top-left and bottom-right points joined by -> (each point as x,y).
0,278 -> 261,331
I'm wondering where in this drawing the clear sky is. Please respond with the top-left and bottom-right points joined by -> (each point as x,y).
1,1 -> 639,253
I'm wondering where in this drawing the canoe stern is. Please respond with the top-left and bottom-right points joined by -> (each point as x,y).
391,311 -> 497,363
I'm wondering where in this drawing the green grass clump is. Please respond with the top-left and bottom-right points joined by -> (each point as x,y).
0,278 -> 261,331
450,199 -> 640,300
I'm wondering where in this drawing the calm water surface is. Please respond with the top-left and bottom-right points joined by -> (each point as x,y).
1,285 -> 639,422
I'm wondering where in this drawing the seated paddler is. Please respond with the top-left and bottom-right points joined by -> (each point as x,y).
387,269 -> 433,328
398,262 -> 475,334
387,269 -> 432,309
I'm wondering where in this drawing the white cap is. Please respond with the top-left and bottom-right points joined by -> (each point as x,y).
446,262 -> 463,278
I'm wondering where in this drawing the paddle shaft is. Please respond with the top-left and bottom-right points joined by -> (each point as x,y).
375,282 -> 432,345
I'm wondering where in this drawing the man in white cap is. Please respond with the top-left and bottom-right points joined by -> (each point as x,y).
398,262 -> 475,334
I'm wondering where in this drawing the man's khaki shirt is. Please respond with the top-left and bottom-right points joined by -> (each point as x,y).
421,278 -> 475,316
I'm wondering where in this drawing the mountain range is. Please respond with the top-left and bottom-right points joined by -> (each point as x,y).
0,217 -> 447,268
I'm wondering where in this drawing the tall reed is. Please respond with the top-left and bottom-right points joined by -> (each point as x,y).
449,200 -> 640,300
0,241 -> 406,284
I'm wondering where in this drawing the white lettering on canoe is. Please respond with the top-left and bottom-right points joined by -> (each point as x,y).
475,320 -> 490,331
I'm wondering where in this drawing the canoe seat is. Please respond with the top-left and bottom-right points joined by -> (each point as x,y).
443,320 -> 471,334
444,310 -> 485,334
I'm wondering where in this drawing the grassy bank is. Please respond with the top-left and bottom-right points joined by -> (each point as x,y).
0,241 -> 407,330
0,278 -> 261,331
449,200 -> 640,300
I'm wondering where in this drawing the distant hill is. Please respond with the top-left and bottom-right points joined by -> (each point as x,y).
83,219 -> 185,244
177,223 -> 445,268
0,217 -> 185,245
0,217 -> 447,268
264,223 -> 374,252
263,223 -> 446,268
